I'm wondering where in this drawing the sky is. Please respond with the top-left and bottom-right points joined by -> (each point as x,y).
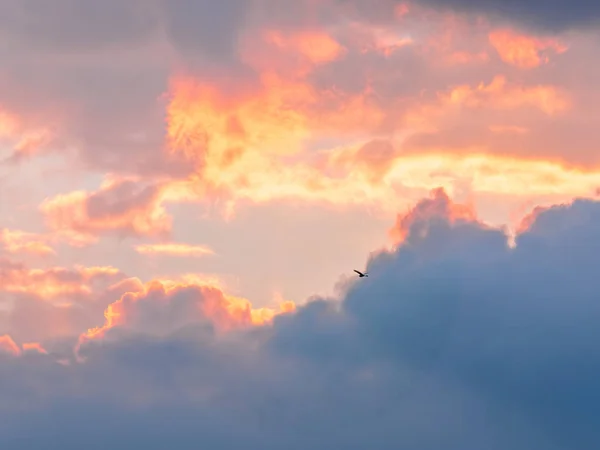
1,0 -> 600,448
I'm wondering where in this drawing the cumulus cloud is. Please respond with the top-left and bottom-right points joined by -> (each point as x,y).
0,190 -> 598,448
0,258 -> 131,342
4,3 -> 600,448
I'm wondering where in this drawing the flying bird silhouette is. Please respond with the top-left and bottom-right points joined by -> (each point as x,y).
354,270 -> 368,277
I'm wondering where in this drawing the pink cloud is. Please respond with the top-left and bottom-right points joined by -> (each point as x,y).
489,28 -> 568,69
40,179 -> 173,243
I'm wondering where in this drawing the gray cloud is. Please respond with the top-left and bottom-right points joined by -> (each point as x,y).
340,0 -> 600,31
0,0 -> 256,176
0,190 -> 600,448
415,0 -> 600,31
0,0 -> 159,52
160,0 -> 251,63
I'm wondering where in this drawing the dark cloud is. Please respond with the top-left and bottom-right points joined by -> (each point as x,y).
0,190 -> 600,447
411,0 -> 600,31
335,0 -> 600,31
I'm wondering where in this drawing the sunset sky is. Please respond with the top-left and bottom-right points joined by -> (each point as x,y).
1,0 -> 600,448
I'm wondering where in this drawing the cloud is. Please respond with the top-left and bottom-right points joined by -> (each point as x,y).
0,335 -> 47,356
163,59 -> 596,217
134,243 -> 215,257
0,0 -> 599,222
488,28 -> 568,68
0,335 -> 20,356
2,2 -> 600,447
0,258 -> 122,299
40,178 -> 173,243
437,75 -> 570,115
0,253 -> 295,347
411,0 -> 600,31
161,0 -> 251,64
266,189 -> 600,447
77,278 -> 295,353
0,107 -> 53,162
0,190 -> 599,447
0,228 -> 55,256
0,259 -> 131,342
4,3 -> 600,447
0,0 -> 159,52
388,187 -> 477,244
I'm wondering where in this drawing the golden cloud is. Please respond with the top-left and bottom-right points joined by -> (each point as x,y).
0,228 -> 55,256
489,28 -> 568,69
77,277 -> 297,359
40,178 -> 173,243
134,243 -> 215,257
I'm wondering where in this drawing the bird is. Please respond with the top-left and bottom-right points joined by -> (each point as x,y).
354,269 -> 368,277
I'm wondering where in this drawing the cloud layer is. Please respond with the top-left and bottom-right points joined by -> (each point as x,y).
1,2 -> 600,448
0,190 -> 598,448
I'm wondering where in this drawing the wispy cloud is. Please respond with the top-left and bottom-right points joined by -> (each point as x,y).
134,243 -> 215,257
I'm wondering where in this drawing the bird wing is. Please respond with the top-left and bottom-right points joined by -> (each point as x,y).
354,270 -> 364,276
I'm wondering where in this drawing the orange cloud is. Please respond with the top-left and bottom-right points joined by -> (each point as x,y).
134,243 -> 215,257
22,342 -> 48,355
160,139 -> 600,221
77,278 -> 297,357
1,271 -> 144,344
0,334 -> 21,356
0,108 -> 53,161
442,75 -> 570,115
515,204 -> 553,235
151,18 -> 584,219
0,228 -> 55,256
395,2 -> 410,17
251,301 -> 297,325
0,335 -> 48,356
0,109 -> 20,137
164,71 -> 385,210
166,56 -> 386,164
316,139 -> 399,184
489,28 -> 568,69
262,29 -> 345,65
0,258 -> 123,299
404,75 -> 570,133
40,178 -> 172,243
166,74 -> 311,166
389,187 -> 477,245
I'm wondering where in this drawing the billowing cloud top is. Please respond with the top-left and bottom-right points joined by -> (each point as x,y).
0,190 -> 599,448
2,0 -> 600,448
